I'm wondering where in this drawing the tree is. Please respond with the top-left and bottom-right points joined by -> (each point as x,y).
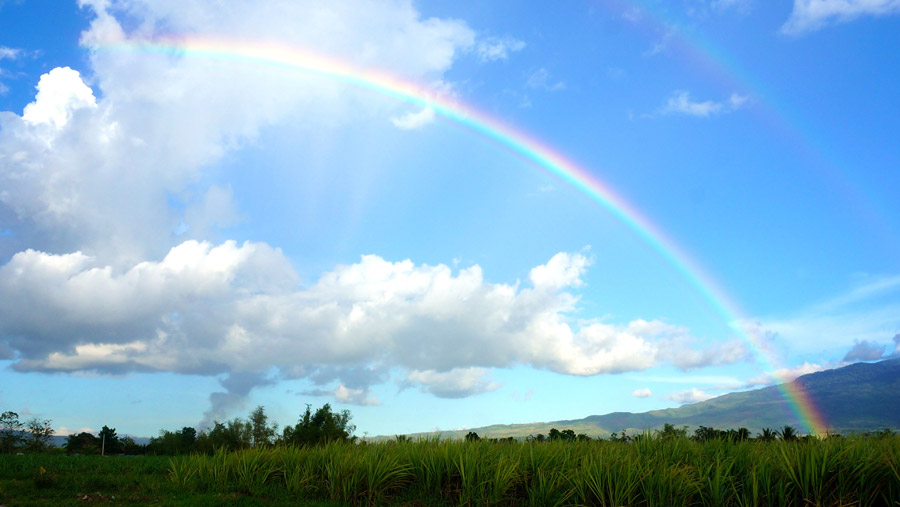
99,425 -> 120,455
777,425 -> 798,441
249,406 -> 276,448
757,428 -> 776,442
658,423 -> 688,440
65,432 -> 101,455
465,431 -> 480,442
180,426 -> 197,450
693,426 -> 725,442
0,411 -> 22,453
23,417 -> 53,452
281,403 -> 355,446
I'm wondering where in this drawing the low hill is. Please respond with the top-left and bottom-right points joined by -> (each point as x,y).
386,358 -> 900,440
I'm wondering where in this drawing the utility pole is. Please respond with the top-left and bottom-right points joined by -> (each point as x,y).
101,433 -> 105,457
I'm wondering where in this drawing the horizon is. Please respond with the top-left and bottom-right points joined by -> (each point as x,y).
0,0 -> 898,439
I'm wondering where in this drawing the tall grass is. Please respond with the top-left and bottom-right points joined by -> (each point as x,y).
163,434 -> 900,506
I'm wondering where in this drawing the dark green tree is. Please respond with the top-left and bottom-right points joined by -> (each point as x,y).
180,426 -> 197,450
465,431 -> 480,442
777,425 -> 798,441
65,432 -> 101,455
99,425 -> 120,455
281,403 -> 355,446
757,428 -> 776,442
0,411 -> 22,453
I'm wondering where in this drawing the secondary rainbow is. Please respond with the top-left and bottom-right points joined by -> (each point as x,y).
98,36 -> 829,434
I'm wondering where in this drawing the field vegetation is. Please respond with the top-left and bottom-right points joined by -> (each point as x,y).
2,405 -> 900,505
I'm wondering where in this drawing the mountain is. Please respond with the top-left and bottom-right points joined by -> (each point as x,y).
389,358 -> 900,440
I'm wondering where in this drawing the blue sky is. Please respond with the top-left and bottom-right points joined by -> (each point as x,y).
0,0 -> 898,438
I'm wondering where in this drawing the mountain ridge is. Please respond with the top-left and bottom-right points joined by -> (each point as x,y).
381,358 -> 900,440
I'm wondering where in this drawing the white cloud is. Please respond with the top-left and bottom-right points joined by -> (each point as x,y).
667,388 -> 714,404
656,90 -> 748,118
529,251 -> 589,291
632,388 -> 652,398
407,367 -> 500,398
55,426 -> 96,437
0,245 -> 744,397
476,36 -> 525,62
743,361 -> 831,387
0,46 -> 21,60
0,0 -> 476,264
334,384 -> 380,406
391,105 -> 436,130
782,0 -> 900,34
22,67 -> 97,128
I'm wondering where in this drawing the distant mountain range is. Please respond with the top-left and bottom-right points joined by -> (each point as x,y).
387,358 -> 900,440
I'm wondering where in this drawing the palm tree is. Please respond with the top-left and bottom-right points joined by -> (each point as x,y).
757,427 -> 776,442
777,425 -> 798,441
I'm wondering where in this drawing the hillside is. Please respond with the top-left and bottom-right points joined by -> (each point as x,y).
388,358 -> 900,440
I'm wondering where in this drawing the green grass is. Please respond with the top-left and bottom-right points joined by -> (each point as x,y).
2,434 -> 899,505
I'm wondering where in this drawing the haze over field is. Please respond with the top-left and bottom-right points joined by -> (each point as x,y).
0,0 -> 898,438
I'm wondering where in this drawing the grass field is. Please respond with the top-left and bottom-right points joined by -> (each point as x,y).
2,434 -> 899,505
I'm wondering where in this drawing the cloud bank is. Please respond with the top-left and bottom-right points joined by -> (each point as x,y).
0,247 -> 745,388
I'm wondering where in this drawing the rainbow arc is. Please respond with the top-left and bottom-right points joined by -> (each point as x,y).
97,36 -> 829,434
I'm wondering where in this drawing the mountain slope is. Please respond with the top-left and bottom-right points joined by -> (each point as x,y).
394,358 -> 900,440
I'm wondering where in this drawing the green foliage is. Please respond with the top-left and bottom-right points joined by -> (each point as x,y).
99,425 -> 121,455
159,433 -> 900,505
65,431 -> 101,455
4,434 -> 900,505
0,411 -> 22,454
22,417 -> 53,452
249,405 -> 276,448
281,403 -> 356,447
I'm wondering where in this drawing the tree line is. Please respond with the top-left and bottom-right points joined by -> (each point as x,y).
3,404 -> 895,456
0,411 -> 54,453
66,403 -> 355,456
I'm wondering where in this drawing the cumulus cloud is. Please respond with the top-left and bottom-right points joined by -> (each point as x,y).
782,0 -> 900,34
0,244 -> 744,403
21,67 -> 97,128
475,36 -> 525,62
843,339 -> 887,361
0,0 -> 476,264
667,388 -> 714,404
406,367 -> 500,398
632,388 -> 652,398
655,91 -> 747,118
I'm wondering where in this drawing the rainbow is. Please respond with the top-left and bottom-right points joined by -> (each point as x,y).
96,35 -> 829,434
